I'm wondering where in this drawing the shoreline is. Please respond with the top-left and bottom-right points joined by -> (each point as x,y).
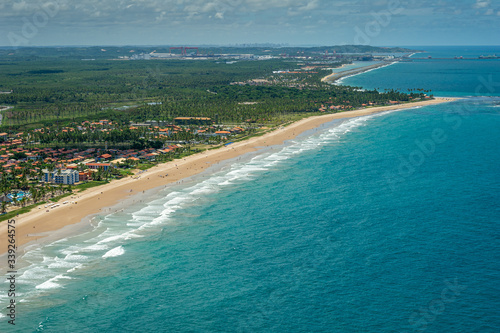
0,98 -> 458,257
321,60 -> 397,84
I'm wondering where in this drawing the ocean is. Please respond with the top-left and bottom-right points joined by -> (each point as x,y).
2,46 -> 500,332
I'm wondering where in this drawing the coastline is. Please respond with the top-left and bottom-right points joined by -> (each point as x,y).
0,97 -> 457,257
321,60 -> 397,84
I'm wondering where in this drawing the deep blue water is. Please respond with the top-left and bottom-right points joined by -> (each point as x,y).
2,47 -> 500,332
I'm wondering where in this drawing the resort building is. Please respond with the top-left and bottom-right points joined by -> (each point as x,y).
43,169 -> 80,185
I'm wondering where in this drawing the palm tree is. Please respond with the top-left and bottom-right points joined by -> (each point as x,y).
20,177 -> 29,190
95,168 -> 103,181
29,187 -> 38,204
1,201 -> 7,214
29,169 -> 37,181
49,185 -> 55,198
37,168 -> 44,181
39,187 -> 46,201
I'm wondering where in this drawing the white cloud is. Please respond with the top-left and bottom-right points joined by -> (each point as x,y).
474,0 -> 490,9
1,0 -> 498,46
11,1 -> 30,12
242,0 -> 322,13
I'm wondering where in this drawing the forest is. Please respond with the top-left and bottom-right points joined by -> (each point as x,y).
0,53 -> 426,129
0,47 -> 430,216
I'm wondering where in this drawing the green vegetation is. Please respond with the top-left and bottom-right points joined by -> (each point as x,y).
74,181 -> 109,192
73,180 -> 109,192
0,46 -> 429,220
0,46 -> 425,129
136,163 -> 155,171
0,202 -> 45,222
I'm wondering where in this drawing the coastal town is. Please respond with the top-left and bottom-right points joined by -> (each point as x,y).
0,117 -> 251,216
0,46 -> 432,220
0,92 -> 432,218
0,0 -> 497,330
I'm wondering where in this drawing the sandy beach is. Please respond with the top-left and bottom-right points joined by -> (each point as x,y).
321,61 -> 396,83
0,97 -> 457,256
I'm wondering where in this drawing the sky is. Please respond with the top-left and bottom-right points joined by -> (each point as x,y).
1,0 -> 499,47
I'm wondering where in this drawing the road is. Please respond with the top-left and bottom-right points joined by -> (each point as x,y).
0,106 -> 13,126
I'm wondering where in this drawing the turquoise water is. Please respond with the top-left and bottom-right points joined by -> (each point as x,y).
6,191 -> 29,202
340,46 -> 500,97
2,47 -> 500,332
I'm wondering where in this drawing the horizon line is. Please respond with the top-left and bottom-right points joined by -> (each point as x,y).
1,44 -> 499,49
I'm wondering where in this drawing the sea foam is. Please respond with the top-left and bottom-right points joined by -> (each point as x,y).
102,246 -> 125,258
6,113 -> 376,304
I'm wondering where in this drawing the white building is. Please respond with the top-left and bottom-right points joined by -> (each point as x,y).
43,169 -> 80,185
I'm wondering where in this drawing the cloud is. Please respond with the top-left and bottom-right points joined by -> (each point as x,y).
288,0 -> 319,16
474,0 -> 490,8
245,0 -> 312,11
0,0 -> 498,46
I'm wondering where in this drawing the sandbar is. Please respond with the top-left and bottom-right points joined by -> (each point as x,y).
321,61 -> 396,83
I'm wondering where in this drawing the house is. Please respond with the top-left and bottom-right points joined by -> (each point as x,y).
127,157 -> 140,163
26,153 -> 40,161
215,130 -> 231,137
98,153 -> 113,161
144,153 -> 157,161
86,163 -> 112,171
78,171 -> 91,182
230,127 -> 244,134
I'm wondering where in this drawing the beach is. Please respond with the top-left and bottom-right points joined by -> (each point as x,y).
321,61 -> 397,83
0,97 -> 457,257
5,44 -> 498,332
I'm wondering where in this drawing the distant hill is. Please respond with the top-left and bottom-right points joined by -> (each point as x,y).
278,45 -> 418,54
